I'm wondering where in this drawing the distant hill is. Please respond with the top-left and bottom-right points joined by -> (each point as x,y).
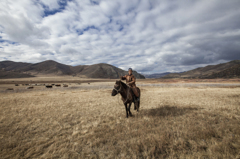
0,61 -> 32,71
162,60 -> 240,79
144,72 -> 172,78
0,70 -> 34,79
203,64 -> 240,78
0,60 -> 145,79
27,60 -> 73,75
72,63 -> 145,79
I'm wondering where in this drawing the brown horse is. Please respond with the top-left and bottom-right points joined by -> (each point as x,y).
111,80 -> 141,118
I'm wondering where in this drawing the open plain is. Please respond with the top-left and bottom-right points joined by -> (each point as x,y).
0,78 -> 240,158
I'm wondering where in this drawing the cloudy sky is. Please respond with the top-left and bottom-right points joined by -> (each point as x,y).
0,0 -> 240,74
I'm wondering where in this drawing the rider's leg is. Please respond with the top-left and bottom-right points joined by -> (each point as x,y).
130,88 -> 137,110
132,87 -> 139,102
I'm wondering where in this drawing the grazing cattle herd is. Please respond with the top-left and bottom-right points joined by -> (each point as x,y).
4,83 -> 85,91
63,84 -> 68,87
6,88 -> 14,90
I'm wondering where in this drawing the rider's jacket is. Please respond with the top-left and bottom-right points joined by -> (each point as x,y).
120,74 -> 136,88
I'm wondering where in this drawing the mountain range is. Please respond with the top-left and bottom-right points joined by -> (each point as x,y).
0,60 -> 145,79
143,72 -> 172,78
1,60 -> 240,79
162,60 -> 240,79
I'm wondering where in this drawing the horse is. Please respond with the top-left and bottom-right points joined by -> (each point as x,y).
111,80 -> 141,118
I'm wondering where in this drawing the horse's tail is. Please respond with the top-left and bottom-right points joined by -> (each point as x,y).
136,87 -> 141,97
137,87 -> 140,109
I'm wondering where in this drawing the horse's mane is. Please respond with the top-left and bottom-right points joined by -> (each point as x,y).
120,81 -> 129,90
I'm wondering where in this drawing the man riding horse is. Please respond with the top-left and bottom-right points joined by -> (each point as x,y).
120,68 -> 140,102
112,68 -> 141,117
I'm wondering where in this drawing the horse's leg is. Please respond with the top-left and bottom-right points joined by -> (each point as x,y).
125,103 -> 128,118
128,103 -> 133,116
134,101 -> 137,110
137,89 -> 141,112
134,101 -> 136,110
137,100 -> 140,112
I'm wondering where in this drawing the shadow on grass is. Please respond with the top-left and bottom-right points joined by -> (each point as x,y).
141,105 -> 198,117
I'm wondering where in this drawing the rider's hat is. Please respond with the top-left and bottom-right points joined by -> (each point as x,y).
128,68 -> 132,71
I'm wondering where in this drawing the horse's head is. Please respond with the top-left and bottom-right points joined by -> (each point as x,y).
111,80 -> 121,96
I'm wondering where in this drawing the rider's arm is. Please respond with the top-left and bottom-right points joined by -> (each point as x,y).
121,75 -> 127,80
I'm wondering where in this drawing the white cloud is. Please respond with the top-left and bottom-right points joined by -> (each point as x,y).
0,0 -> 240,73
41,0 -> 59,10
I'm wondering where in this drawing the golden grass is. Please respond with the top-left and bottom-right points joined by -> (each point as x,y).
0,84 -> 240,158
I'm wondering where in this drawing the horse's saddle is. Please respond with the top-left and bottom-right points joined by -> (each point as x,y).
130,87 -> 140,98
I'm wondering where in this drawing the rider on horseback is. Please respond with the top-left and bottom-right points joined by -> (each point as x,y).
120,68 -> 140,102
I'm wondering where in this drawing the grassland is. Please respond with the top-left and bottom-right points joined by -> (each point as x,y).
0,79 -> 240,158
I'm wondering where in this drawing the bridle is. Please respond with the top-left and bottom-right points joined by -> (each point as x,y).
113,85 -> 122,93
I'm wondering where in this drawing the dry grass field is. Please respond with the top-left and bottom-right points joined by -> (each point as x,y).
0,79 -> 240,158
